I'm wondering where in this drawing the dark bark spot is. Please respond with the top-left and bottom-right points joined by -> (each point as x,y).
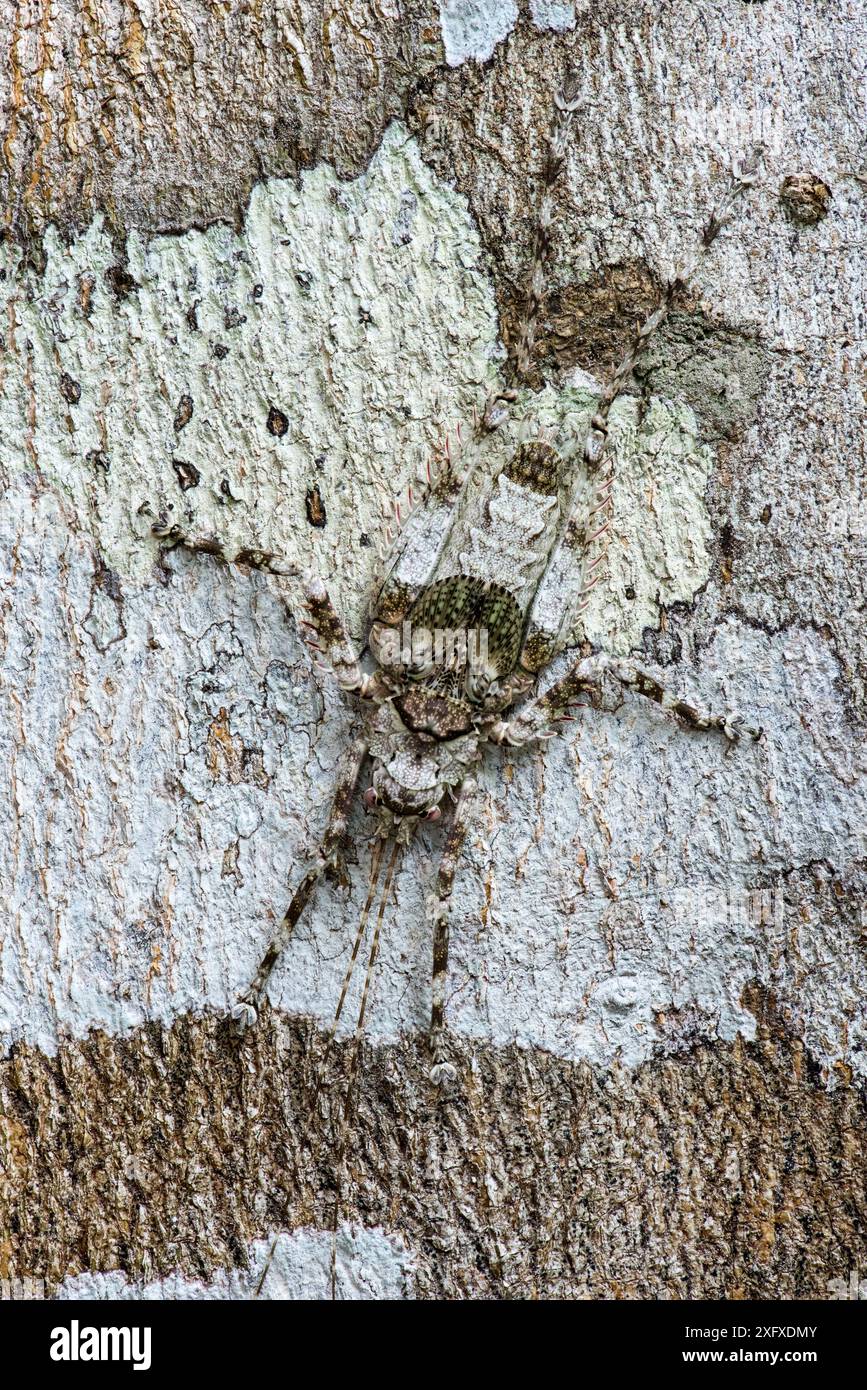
305,484 -> 327,528
60,372 -> 81,404
720,521 -> 737,557
720,520 -> 738,583
172,458 -> 201,491
77,273 -> 95,318
105,264 -> 140,299
174,395 -> 194,432
267,405 -> 289,437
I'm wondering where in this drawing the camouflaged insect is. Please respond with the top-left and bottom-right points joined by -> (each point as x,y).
151,77 -> 763,1087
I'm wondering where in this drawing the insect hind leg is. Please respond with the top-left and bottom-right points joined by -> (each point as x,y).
489,652 -> 761,745
611,660 -> 763,742
426,777 -> 478,1088
231,737 -> 369,1031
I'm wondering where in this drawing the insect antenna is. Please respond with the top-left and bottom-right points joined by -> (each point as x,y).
481,73 -> 581,431
581,146 -> 763,468
251,834 -> 390,1299
569,147 -> 763,616
508,71 -> 581,387
302,833 -> 389,1122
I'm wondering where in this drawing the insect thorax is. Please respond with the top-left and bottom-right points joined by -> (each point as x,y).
372,440 -> 575,679
362,440 -> 581,820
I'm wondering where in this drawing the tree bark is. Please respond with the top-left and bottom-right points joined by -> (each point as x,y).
0,0 -> 865,1299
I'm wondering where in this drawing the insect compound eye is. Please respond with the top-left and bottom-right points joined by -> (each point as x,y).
423,806 -> 441,822
363,787 -> 379,811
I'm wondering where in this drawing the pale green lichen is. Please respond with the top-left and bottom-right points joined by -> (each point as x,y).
0,124 -> 499,638
0,122 -> 716,657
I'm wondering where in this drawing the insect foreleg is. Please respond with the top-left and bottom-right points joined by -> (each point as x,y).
303,576 -> 391,700
231,735 -> 369,1031
148,512 -> 296,575
426,776 -> 479,1087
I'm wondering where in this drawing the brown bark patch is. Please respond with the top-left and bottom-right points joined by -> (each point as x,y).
0,1 -> 444,246
1,1006 -> 865,1298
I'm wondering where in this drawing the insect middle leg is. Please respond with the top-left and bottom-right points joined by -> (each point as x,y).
606,659 -> 763,741
426,776 -> 478,1086
231,736 -> 369,1030
492,653 -> 761,744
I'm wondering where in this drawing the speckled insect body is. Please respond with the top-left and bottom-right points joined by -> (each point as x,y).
152,78 -> 762,1088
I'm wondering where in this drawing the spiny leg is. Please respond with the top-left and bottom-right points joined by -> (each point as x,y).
489,658 -> 602,746
427,776 -> 479,1087
305,829 -> 392,1102
326,835 -> 387,1046
343,838 -> 401,1087
491,653 -> 761,745
254,834 -> 393,1300
303,576 -> 392,701
607,658 -> 763,742
148,511 -> 295,575
149,514 -> 391,702
231,735 -> 369,1031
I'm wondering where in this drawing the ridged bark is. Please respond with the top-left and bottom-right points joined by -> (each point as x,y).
1,1 -> 864,1299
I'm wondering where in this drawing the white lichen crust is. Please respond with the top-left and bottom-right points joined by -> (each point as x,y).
0,124 -> 762,1071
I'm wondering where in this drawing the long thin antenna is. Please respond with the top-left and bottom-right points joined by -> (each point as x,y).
329,836 -> 402,1299
509,72 -> 582,386
252,835 -> 388,1301
327,836 -> 387,1045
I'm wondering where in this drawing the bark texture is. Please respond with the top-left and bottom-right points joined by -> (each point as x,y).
3,999 -> 867,1300
0,1 -> 865,1299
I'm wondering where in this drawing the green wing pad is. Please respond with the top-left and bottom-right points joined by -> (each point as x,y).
410,575 -> 525,677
